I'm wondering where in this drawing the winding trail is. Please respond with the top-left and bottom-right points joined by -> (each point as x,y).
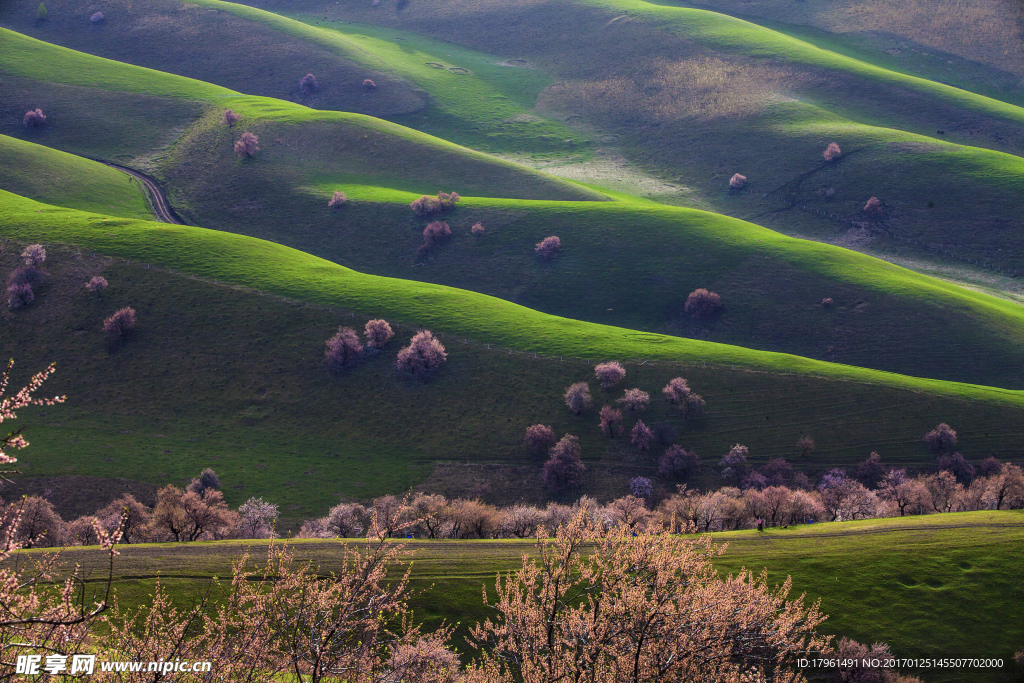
97,160 -> 185,224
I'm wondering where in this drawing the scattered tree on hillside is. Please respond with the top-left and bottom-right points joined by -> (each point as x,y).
823,142 -> 841,162
10,496 -> 64,548
221,109 -> 240,127
729,173 -> 746,189
617,388 -> 649,412
22,109 -> 46,130
564,382 -> 592,415
923,423 -> 957,455
631,419 -> 653,452
629,476 -> 653,500
856,452 -> 885,488
85,275 -> 108,293
593,361 -> 626,389
821,297 -> 834,307
362,78 -> 377,91
8,264 -> 44,289
90,11 -> 103,22
937,452 -> 975,484
102,306 -> 137,340
328,190 -> 348,208
36,2 -> 47,20
863,196 -> 884,216
469,511 -> 828,682
720,444 -> 749,483
396,330 -> 447,375
410,191 -> 460,217
324,326 -> 363,371
187,468 -> 222,498
761,458 -> 793,487
598,405 -> 622,437
977,456 -> 1002,478
524,424 -> 557,454
471,222 -> 485,235
662,376 -> 706,418
7,283 -> 34,310
542,434 -> 585,493
797,435 -> 815,457
422,221 -> 452,248
684,287 -> 723,319
148,484 -> 235,542
21,245 -> 46,267
234,132 -> 260,158
363,319 -> 394,349
658,445 -> 699,479
298,73 -> 320,96
535,235 -> 561,260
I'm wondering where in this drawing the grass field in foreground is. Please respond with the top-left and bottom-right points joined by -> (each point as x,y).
26,511 -> 1024,683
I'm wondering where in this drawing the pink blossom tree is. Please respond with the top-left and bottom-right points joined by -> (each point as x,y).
396,330 -> 447,374
364,319 -> 394,349
422,221 -> 452,248
102,306 -> 136,339
617,388 -> 650,412
235,497 -> 279,539
85,275 -> 108,293
22,109 -> 46,130
631,419 -> 653,452
598,405 -> 622,437
594,361 -> 626,389
21,245 -> 45,267
823,142 -> 841,162
863,196 -> 883,216
234,132 -> 260,158
729,173 -> 746,189
328,190 -> 348,208
564,382 -> 592,415
410,192 -> 459,217
325,326 -> 363,371
684,288 -> 723,319
524,424 -> 557,454
362,78 -> 377,91
90,11 -> 104,22
221,109 -> 240,127
535,236 -> 561,260
471,222 -> 485,235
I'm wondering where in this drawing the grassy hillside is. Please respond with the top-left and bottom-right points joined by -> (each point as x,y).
196,0 -> 1024,279
3,191 -> 1024,528
25,511 -> 1024,682
0,134 -> 151,219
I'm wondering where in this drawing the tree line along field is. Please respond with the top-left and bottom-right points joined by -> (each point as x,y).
23,511 -> 1024,683
4,24 -> 1024,389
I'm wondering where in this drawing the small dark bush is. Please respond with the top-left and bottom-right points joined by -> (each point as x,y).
658,445 -> 699,479
422,221 -> 452,248
23,109 -> 46,130
7,283 -> 33,310
85,276 -> 108,293
362,79 -> 377,91
535,236 -> 561,260
923,423 -> 957,455
543,434 -> 585,493
299,73 -> 320,96
684,288 -> 723,319
524,424 -> 557,454
103,307 -> 136,338
863,196 -> 884,216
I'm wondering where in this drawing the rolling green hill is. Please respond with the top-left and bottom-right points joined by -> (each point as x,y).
186,0 -> 1024,279
3,189 -> 1024,530
0,134 -> 151,219
24,511 -> 1024,683
3,28 -> 1024,388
